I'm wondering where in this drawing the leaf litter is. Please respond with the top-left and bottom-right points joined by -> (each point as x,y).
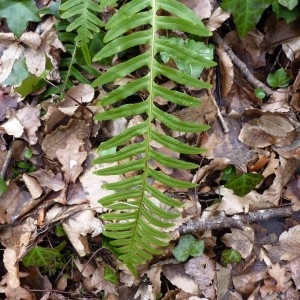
0,0 -> 300,299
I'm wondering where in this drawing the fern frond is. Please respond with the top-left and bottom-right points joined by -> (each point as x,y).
59,0 -> 111,64
92,0 -> 216,274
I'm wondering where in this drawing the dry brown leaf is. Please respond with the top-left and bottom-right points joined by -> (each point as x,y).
185,255 -> 216,299
283,174 -> 300,210
257,114 -> 294,137
0,17 -> 64,83
79,151 -> 121,212
288,256 -> 300,289
180,0 -> 212,20
27,169 -> 65,191
73,259 -> 117,295
260,263 -> 290,297
0,42 -> 23,83
63,83 -> 94,105
3,248 -> 19,288
147,265 -> 162,298
216,186 -> 262,214
0,87 -> 18,121
278,225 -> 300,261
216,46 -> 234,97
172,96 -> 217,126
0,115 -> 24,138
221,228 -> 254,258
22,173 -> 43,199
201,117 -> 256,172
56,134 -> 87,183
0,181 -> 32,224
261,156 -> 299,206
15,105 -> 41,145
241,29 -> 265,68
233,270 -> 267,295
42,118 -> 90,159
162,263 -> 199,294
216,263 -> 232,300
62,210 -> 103,256
205,7 -> 230,32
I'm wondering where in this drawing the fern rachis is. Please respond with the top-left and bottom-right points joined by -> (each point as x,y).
92,0 -> 216,274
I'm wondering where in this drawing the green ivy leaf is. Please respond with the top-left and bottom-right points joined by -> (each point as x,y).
272,1 -> 299,22
0,176 -> 8,195
22,241 -> 66,268
4,57 -> 29,86
222,165 -> 237,182
255,88 -> 266,99
224,173 -> 264,196
172,234 -> 204,262
160,37 -> 214,78
278,0 -> 298,10
221,249 -> 242,265
15,73 -> 47,98
104,265 -> 118,284
0,0 -> 40,38
221,0 -> 271,37
267,68 -> 291,88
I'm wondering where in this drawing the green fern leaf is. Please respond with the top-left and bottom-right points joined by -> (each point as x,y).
93,0 -> 215,274
59,0 -> 103,64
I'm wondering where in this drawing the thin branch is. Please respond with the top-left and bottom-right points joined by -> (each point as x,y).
179,206 -> 297,234
1,143 -> 13,179
213,32 -> 273,97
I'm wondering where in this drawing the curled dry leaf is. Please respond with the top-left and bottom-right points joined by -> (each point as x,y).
221,228 -> 254,259
162,263 -> 199,294
216,46 -> 234,97
278,225 -> 300,261
205,7 -> 230,32
239,114 -> 296,148
180,0 -> 212,20
42,118 -> 90,159
185,255 -> 216,299
15,105 -> 41,145
62,210 -> 103,256
0,17 -> 64,83
79,151 -> 121,213
73,259 -> 117,295
56,134 -> 87,183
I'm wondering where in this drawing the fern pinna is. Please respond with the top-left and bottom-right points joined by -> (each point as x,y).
92,0 -> 216,274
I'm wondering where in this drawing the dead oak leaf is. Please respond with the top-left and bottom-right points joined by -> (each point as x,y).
279,225 -> 300,261
56,135 -> 87,183
260,263 -> 290,297
185,255 -> 216,299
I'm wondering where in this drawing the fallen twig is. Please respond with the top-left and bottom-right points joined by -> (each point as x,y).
179,206 -> 297,233
213,32 -> 273,97
0,143 -> 13,179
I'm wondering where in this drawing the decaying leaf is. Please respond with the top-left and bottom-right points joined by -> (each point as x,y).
62,210 -> 103,256
185,255 -> 216,299
42,118 -> 90,159
221,228 -> 254,258
56,134 -> 87,183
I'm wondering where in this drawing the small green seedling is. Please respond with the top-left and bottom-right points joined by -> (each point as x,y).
255,88 -> 266,99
